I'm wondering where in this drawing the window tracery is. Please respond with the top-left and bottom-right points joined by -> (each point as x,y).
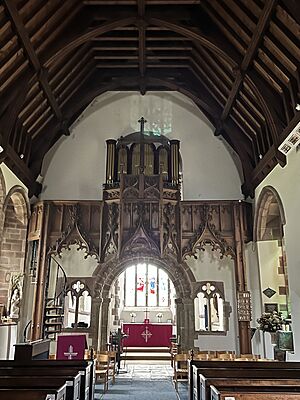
194,281 -> 225,333
64,280 -> 91,328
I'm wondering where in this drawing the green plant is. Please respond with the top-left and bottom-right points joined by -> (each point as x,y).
257,311 -> 285,333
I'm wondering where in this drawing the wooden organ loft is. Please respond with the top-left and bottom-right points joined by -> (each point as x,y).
100,117 -> 182,264
27,118 -> 253,353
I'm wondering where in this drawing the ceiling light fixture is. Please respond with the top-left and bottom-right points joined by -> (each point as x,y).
296,104 -> 300,111
0,146 -> 4,153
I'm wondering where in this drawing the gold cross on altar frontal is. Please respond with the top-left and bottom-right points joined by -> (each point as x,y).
141,326 -> 152,343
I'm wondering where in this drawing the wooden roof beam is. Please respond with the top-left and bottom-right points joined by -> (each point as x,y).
137,0 -> 146,93
3,0 -> 63,123
221,0 -> 278,122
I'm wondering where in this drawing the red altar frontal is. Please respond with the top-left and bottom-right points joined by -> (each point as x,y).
122,323 -> 172,347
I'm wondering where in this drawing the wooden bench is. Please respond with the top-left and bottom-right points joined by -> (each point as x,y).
0,374 -> 81,400
210,383 -> 300,400
189,360 -> 300,400
203,377 -> 300,400
0,382 -> 67,400
0,359 -> 94,400
194,366 -> 300,400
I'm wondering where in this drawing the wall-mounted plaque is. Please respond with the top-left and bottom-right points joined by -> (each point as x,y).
237,291 -> 252,322
264,303 -> 278,313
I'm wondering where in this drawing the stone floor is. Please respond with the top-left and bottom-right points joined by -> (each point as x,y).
95,363 -> 188,400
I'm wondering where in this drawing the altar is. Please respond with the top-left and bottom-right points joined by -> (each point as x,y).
122,323 -> 172,347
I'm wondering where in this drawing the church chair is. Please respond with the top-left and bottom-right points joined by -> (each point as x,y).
216,350 -> 235,355
95,353 -> 110,392
240,353 -> 260,360
107,350 -> 117,383
217,353 -> 236,360
170,343 -> 178,367
96,351 -> 117,384
84,349 -> 91,359
193,353 -> 212,360
173,353 -> 189,391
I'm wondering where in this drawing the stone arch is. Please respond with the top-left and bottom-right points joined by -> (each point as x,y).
0,186 -> 30,313
94,255 -> 195,300
254,185 -> 286,242
93,255 -> 196,349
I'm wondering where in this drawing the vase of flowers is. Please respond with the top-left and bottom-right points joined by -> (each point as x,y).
257,311 -> 285,344
156,312 -> 163,323
130,312 -> 136,323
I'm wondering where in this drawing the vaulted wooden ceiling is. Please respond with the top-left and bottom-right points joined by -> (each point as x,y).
0,0 -> 299,197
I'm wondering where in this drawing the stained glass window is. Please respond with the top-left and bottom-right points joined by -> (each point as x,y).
123,263 -> 173,307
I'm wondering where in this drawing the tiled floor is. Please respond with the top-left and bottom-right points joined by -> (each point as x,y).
95,363 -> 188,400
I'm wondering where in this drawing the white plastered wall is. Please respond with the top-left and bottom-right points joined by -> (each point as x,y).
0,163 -> 28,195
53,246 -> 98,277
255,147 -> 300,360
186,247 -> 238,352
41,91 -> 242,201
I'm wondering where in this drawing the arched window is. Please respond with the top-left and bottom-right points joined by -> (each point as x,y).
194,281 -> 225,332
122,263 -> 173,307
64,280 -> 92,328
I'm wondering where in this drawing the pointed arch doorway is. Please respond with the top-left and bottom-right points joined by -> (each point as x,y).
94,256 -> 195,351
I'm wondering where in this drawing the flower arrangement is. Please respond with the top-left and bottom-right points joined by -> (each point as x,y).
130,312 -> 136,322
257,311 -> 285,333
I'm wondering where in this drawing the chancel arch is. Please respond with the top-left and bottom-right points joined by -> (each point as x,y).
94,255 -> 196,350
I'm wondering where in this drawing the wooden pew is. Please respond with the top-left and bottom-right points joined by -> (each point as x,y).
0,382 -> 67,400
194,367 -> 300,400
0,375 -> 81,400
189,360 -> 300,400
202,376 -> 300,400
0,359 -> 94,400
210,383 -> 300,400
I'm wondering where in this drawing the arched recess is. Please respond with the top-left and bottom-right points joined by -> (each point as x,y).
0,186 -> 29,317
254,185 -> 286,242
93,256 -> 196,350
254,186 -> 290,319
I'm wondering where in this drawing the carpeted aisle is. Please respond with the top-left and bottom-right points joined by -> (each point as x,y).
95,364 -> 188,400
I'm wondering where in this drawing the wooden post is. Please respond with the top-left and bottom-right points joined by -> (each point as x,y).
32,203 -> 50,340
233,202 -> 251,354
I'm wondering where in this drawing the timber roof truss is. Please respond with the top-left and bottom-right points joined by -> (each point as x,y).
0,0 -> 299,197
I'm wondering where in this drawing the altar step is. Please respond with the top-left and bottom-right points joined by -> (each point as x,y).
121,346 -> 171,361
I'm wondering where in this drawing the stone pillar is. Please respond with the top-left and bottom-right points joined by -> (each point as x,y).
175,298 -> 184,348
175,297 -> 195,350
91,297 -> 102,349
112,279 -> 120,326
106,140 -> 117,185
183,297 -> 195,350
99,297 -> 111,350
